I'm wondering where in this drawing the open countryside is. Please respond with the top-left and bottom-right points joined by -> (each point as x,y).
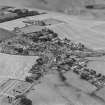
0,3 -> 104,105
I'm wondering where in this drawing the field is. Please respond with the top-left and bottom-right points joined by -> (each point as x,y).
95,87 -> 105,102
87,56 -> 105,75
0,13 -> 50,31
43,18 -> 64,25
27,73 -> 105,105
0,0 -> 105,14
48,22 -> 105,50
0,28 -> 16,41
91,23 -> 105,33
0,53 -> 38,79
0,17 -> 30,31
19,25 -> 45,34
5,80 -> 32,97
64,71 -> 97,93
0,79 -> 16,96
27,82 -> 68,105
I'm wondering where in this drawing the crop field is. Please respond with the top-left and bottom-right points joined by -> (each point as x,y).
0,53 -> 38,79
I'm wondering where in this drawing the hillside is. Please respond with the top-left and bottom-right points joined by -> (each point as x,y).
0,0 -> 105,12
